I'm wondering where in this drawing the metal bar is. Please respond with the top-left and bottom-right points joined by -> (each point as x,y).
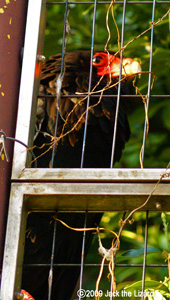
12,182 -> 170,197
116,263 -> 167,267
48,220 -> 57,300
141,0 -> 156,165
46,1 -> 170,5
50,0 -> 69,167
7,182 -> 170,213
78,213 -> 88,300
110,0 -> 127,167
80,0 -> 97,168
141,211 -> 149,299
12,0 -> 46,179
2,0 -> 169,298
23,263 -> 168,267
13,168 -> 170,182
0,187 -> 26,300
38,94 -> 170,98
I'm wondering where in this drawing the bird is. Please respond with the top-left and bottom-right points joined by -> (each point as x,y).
21,50 -> 141,300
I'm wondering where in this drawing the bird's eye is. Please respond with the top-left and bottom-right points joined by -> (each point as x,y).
92,56 -> 103,65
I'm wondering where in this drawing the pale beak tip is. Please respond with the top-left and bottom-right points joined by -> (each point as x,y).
122,59 -> 142,78
130,61 -> 142,78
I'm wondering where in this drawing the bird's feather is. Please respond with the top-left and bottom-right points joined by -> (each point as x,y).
22,50 -> 131,300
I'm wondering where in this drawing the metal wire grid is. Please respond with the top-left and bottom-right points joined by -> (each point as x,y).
1,1 -> 170,300
46,1 -> 170,4
22,0 -> 169,298
22,211 -> 168,300
40,0 -> 168,169
49,0 -> 129,168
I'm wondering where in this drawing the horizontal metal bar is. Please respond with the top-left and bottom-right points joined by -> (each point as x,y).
13,168 -> 170,182
9,181 -> 170,212
38,94 -> 170,98
23,263 -> 168,267
47,1 -> 170,5
115,263 -> 167,267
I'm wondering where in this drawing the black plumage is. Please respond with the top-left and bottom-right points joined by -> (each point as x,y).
34,50 -> 130,168
22,50 -> 131,300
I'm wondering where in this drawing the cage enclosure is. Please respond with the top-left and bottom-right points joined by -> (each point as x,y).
0,0 -> 170,300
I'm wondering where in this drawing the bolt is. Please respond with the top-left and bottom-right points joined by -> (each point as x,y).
155,201 -> 162,210
37,54 -> 46,63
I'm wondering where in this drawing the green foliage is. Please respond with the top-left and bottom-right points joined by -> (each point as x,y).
44,1 -> 170,297
44,1 -> 170,168
124,280 -> 169,300
80,212 -> 170,299
161,213 -> 170,252
120,247 -> 161,259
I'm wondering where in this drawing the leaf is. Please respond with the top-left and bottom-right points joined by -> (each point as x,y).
118,247 -> 161,261
117,282 -> 169,300
117,281 -> 134,291
124,280 -> 169,293
147,290 -> 167,300
147,48 -> 170,76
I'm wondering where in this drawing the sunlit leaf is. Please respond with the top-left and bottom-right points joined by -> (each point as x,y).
121,247 -> 161,257
125,280 -> 169,292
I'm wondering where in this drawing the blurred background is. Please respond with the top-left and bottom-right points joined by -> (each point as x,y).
44,0 -> 170,169
43,1 -> 170,298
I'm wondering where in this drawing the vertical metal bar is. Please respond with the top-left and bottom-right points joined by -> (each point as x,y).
51,0 -> 69,167
0,185 -> 26,300
78,212 -> 88,299
80,0 -> 98,168
110,0 -> 127,167
12,0 -> 46,178
141,0 -> 156,165
48,220 -> 57,300
109,212 -> 126,300
141,211 -> 149,300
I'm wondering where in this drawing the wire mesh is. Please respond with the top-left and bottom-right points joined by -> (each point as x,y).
34,0 -> 170,169
50,0 -> 69,167
80,0 -> 97,168
110,0 -> 126,167
21,0 -> 170,299
140,0 -> 155,165
22,211 -> 170,300
48,219 -> 57,300
141,211 -> 148,297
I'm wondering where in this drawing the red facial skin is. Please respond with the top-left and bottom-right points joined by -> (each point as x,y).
92,52 -> 120,76
92,52 -> 139,78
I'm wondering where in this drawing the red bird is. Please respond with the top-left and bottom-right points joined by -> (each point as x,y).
22,50 -> 141,300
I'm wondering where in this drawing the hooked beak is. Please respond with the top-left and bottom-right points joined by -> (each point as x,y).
92,52 -> 141,78
121,58 -> 142,78
104,56 -> 141,78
